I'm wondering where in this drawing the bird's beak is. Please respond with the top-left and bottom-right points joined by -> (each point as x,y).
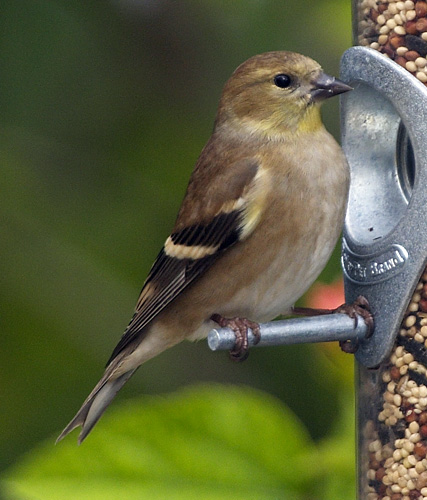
310,72 -> 353,102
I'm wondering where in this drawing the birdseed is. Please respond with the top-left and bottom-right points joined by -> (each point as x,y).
356,0 -> 427,85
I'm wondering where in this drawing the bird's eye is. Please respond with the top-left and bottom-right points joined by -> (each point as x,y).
274,74 -> 292,88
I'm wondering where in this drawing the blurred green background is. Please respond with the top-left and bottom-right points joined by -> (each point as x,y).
0,0 -> 353,495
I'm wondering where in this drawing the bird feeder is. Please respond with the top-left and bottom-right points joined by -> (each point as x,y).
348,2 -> 427,498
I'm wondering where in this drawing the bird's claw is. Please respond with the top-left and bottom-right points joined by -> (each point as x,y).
211,314 -> 260,362
335,295 -> 374,353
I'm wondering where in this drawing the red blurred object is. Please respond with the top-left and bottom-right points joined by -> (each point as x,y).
304,278 -> 354,377
305,278 -> 345,309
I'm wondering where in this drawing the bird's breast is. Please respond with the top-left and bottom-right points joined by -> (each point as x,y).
213,132 -> 350,321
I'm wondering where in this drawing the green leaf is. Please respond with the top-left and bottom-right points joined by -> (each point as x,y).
1,385 -> 320,500
316,393 -> 356,500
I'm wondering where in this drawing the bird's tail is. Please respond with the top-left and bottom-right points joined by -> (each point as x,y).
56,367 -> 136,445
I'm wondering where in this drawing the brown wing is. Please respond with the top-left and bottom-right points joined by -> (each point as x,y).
106,158 -> 259,364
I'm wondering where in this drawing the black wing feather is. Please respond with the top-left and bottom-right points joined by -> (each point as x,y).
106,208 -> 244,364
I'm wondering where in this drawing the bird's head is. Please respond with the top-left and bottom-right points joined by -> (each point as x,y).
215,51 -> 352,139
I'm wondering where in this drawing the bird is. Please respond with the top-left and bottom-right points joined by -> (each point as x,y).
57,51 -> 352,444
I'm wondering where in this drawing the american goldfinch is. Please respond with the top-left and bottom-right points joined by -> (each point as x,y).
58,51 -> 352,444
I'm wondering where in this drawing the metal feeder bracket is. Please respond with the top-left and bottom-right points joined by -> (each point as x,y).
341,46 -> 427,368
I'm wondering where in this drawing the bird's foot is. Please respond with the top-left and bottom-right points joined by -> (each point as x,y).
210,313 -> 260,362
292,295 -> 374,354
335,296 -> 374,353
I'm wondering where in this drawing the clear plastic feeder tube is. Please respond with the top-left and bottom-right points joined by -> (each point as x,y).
350,2 -> 427,498
357,275 -> 427,500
